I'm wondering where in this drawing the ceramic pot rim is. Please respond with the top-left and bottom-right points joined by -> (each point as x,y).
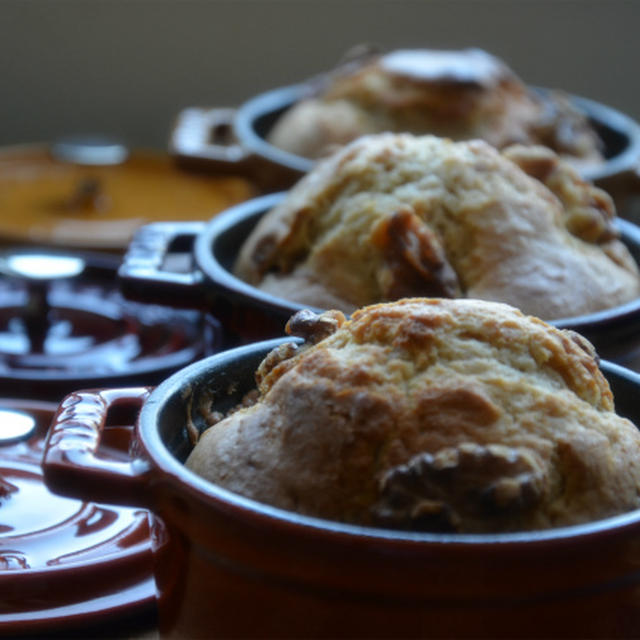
137,339 -> 640,548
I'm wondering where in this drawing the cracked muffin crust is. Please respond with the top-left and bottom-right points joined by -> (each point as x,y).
267,48 -> 603,171
235,133 -> 640,320
185,298 -> 640,533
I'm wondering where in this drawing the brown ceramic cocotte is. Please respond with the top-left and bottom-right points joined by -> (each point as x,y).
119,192 -> 640,369
0,397 -> 156,634
171,84 -> 640,213
41,340 -> 640,638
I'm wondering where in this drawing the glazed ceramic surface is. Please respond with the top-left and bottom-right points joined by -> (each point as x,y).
0,397 -> 155,634
42,342 -> 640,638
0,248 -> 219,401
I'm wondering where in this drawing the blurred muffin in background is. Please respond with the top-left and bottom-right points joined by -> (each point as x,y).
235,133 -> 640,321
267,47 -> 603,173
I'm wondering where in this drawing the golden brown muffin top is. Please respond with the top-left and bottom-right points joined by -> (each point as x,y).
186,298 -> 640,533
235,133 -> 640,320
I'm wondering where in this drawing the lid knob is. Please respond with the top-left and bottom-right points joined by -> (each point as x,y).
0,253 -> 86,352
50,135 -> 129,166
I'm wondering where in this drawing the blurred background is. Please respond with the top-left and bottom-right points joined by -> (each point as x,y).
1,0 -> 638,150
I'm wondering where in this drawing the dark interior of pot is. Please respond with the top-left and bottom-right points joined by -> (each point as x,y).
201,195 -> 319,330
607,364 -> 640,419
593,119 -> 628,160
210,208 -> 264,278
251,105 -> 290,147
157,341 -> 282,465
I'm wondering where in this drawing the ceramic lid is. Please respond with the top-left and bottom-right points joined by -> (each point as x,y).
0,397 -> 155,633
0,139 -> 254,250
0,248 -> 218,401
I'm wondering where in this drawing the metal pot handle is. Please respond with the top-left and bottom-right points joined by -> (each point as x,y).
43,388 -> 153,507
118,221 -> 208,308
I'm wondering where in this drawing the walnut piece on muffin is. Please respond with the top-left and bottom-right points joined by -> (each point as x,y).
235,133 -> 640,321
267,47 -> 603,171
186,299 -> 640,533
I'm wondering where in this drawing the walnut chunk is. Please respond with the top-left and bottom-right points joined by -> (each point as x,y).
372,442 -> 547,532
502,144 -> 558,182
285,308 -> 346,344
528,92 -> 605,160
503,143 -> 616,244
255,341 -> 300,390
188,387 -> 262,446
372,207 -> 461,300
560,186 -> 617,244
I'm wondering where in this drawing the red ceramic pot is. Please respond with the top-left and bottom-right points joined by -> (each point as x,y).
171,84 -> 640,212
42,340 -> 640,638
119,192 -> 640,369
0,396 -> 155,635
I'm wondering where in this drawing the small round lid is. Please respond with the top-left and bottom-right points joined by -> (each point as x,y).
0,397 -> 155,633
0,248 -> 218,400
0,140 -> 254,250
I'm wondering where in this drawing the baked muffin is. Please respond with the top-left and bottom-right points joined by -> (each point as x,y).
267,47 -> 603,171
235,133 -> 640,320
186,298 -> 640,533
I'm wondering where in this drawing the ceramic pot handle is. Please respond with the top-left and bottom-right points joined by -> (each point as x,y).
170,106 -> 302,192
170,107 -> 255,174
118,221 -> 208,309
43,388 -> 153,507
